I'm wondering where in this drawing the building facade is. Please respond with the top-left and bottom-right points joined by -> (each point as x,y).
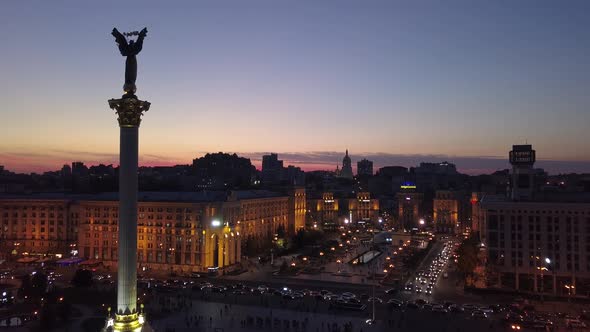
0,198 -> 75,258
0,190 -> 304,275
347,192 -> 380,223
433,190 -> 460,234
307,192 -> 379,229
289,187 -> 306,232
396,192 -> 424,230
478,199 -> 590,297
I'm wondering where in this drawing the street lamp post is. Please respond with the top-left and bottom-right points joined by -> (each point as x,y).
369,261 -> 376,323
564,285 -> 575,302
536,257 -> 550,302
270,248 -> 274,266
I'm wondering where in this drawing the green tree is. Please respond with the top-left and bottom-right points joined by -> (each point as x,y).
276,224 -> 286,239
20,272 -> 48,299
31,272 -> 48,294
71,269 -> 94,288
293,229 -> 305,248
18,274 -> 32,298
456,237 -> 479,276
242,236 -> 257,257
292,229 -> 324,249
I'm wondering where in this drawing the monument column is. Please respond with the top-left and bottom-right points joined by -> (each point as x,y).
104,26 -> 151,332
108,97 -> 150,332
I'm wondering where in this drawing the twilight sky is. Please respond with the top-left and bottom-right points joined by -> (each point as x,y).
1,1 -> 589,175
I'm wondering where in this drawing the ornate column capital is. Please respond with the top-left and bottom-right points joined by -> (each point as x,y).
108,97 -> 151,128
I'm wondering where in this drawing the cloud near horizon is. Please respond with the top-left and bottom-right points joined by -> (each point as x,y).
2,149 -> 589,176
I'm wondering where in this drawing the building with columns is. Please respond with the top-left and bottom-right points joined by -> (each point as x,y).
307,192 -> 379,229
433,190 -> 460,234
346,192 -> 380,223
289,187 -> 306,232
0,189 -> 303,275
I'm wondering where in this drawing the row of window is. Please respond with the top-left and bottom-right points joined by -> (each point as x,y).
488,209 -> 589,215
0,206 -> 65,211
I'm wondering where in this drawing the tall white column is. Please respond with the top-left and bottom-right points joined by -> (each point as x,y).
107,97 -> 150,332
118,126 -> 138,315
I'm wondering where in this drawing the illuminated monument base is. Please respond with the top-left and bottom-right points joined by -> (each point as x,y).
104,311 -> 153,332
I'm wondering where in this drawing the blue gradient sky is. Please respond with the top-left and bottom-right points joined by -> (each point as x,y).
1,1 -> 589,174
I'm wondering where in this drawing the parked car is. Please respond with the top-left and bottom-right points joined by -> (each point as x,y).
449,304 -> 464,313
471,310 -> 488,319
566,319 -> 587,328
432,305 -> 448,314
387,299 -> 404,309
384,288 -> 397,295
462,304 -> 477,312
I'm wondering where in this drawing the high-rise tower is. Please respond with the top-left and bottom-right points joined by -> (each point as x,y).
509,144 -> 536,201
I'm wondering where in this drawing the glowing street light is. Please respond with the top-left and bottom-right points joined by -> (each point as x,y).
419,219 -> 425,225
211,220 -> 221,227
545,258 -> 551,264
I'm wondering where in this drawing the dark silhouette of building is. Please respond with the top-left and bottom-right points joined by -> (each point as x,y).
261,153 -> 305,187
71,161 -> 89,177
261,153 -> 283,185
191,152 -> 256,190
357,158 -> 373,177
509,144 -> 536,201
340,149 -> 353,179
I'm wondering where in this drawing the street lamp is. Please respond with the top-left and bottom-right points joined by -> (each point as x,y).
564,284 -> 575,302
536,256 -> 551,301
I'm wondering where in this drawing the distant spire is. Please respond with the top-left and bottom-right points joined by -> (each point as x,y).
345,149 -> 348,156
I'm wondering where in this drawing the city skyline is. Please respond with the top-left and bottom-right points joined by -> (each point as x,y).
3,149 -> 590,176
2,1 -> 590,175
